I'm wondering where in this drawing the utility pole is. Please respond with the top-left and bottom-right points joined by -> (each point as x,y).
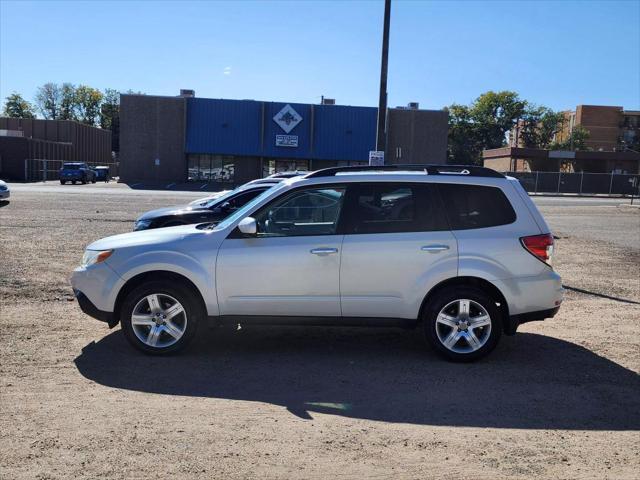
375,0 -> 391,154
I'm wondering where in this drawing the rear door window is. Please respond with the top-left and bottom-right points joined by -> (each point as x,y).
437,184 -> 516,230
343,183 -> 448,234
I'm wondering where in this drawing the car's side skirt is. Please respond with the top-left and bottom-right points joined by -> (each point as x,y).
211,315 -> 418,329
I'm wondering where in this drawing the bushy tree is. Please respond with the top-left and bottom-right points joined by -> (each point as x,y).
59,83 -> 78,120
446,91 -> 527,164
471,91 -> 527,151
75,85 -> 103,126
550,125 -> 590,151
34,82 -> 62,119
519,106 -> 565,149
446,104 -> 481,165
2,92 -> 36,118
100,88 -> 120,151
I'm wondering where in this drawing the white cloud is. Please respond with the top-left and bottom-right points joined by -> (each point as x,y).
223,66 -> 232,75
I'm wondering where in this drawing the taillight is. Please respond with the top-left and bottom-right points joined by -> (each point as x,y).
520,233 -> 554,266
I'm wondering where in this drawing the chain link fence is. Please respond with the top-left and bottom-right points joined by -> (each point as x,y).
506,171 -> 640,196
24,159 -> 120,182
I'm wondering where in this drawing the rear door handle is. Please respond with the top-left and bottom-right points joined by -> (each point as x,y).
421,245 -> 450,253
310,247 -> 338,255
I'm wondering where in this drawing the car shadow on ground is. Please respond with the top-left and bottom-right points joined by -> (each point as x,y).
74,326 -> 640,430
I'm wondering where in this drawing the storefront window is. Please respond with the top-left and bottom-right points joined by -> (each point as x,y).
263,159 -> 310,177
187,154 -> 235,183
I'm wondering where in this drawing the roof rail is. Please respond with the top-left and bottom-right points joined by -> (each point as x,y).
304,164 -> 505,179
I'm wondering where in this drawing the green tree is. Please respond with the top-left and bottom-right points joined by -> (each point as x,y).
100,88 -> 120,152
34,82 -> 62,119
446,91 -> 527,164
519,106 -> 565,149
75,85 -> 103,126
59,83 -> 78,120
2,92 -> 36,118
99,88 -> 119,130
550,125 -> 590,151
446,104 -> 481,165
470,91 -> 527,152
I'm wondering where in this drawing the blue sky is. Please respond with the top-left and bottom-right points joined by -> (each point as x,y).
1,0 -> 639,111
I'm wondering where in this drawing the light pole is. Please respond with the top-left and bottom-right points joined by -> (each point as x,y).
375,0 -> 391,155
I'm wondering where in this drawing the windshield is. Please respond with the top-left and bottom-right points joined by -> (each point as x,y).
202,188 -> 239,208
213,182 -> 287,231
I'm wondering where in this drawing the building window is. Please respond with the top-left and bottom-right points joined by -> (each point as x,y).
263,159 -> 310,176
187,154 -> 235,183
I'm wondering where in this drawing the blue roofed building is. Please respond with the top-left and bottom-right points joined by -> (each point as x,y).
119,90 -> 448,186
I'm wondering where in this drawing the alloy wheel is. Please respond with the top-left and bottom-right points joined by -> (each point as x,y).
435,299 -> 492,354
131,293 -> 188,348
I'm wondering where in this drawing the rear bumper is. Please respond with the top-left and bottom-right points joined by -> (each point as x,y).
74,289 -> 118,328
506,305 -> 560,335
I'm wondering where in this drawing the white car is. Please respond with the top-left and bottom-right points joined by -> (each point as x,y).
71,165 -> 563,362
0,180 -> 10,200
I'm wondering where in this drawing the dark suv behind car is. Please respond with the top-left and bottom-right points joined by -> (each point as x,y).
60,163 -> 96,185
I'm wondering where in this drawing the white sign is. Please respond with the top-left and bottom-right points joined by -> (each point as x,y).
273,104 -> 302,134
369,150 -> 385,166
154,158 -> 160,166
276,135 -> 299,147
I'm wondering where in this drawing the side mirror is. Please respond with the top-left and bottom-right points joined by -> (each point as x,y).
238,217 -> 257,235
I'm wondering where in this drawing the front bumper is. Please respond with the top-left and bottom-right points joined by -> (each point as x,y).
70,262 -> 124,326
74,289 -> 118,327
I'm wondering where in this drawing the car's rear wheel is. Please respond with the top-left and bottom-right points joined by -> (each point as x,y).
423,286 -> 502,362
120,281 -> 203,354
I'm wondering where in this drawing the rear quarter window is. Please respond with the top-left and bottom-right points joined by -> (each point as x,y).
437,183 -> 516,230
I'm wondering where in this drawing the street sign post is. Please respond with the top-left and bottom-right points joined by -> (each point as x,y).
369,150 -> 385,166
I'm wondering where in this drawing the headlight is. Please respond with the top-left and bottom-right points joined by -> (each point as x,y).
134,219 -> 152,231
81,249 -> 113,267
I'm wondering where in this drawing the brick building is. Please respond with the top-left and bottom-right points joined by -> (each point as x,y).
0,118 -> 112,180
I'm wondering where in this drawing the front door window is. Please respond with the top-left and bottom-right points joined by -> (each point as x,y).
253,187 -> 345,237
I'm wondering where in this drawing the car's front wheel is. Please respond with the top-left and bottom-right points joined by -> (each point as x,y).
120,281 -> 203,354
423,286 -> 502,362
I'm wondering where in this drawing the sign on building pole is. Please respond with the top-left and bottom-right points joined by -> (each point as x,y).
369,150 -> 385,166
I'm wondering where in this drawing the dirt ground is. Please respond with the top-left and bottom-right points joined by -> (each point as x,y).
1,184 -> 639,479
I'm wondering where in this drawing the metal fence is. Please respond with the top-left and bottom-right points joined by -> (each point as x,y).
24,159 -> 120,182
506,171 -> 640,196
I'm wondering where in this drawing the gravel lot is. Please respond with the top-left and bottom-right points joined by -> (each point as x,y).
1,183 -> 639,479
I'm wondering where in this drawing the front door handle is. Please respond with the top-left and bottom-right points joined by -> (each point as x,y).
421,245 -> 450,253
310,247 -> 338,255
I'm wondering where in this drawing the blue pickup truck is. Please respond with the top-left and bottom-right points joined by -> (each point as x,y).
59,163 -> 96,185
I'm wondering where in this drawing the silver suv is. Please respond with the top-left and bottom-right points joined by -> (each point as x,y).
71,165 -> 563,361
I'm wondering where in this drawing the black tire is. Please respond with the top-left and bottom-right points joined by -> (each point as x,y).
81,176 -> 87,184
91,178 -> 96,184
120,280 -> 203,355
60,180 -> 65,185
423,286 -> 502,362
72,180 -> 77,185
